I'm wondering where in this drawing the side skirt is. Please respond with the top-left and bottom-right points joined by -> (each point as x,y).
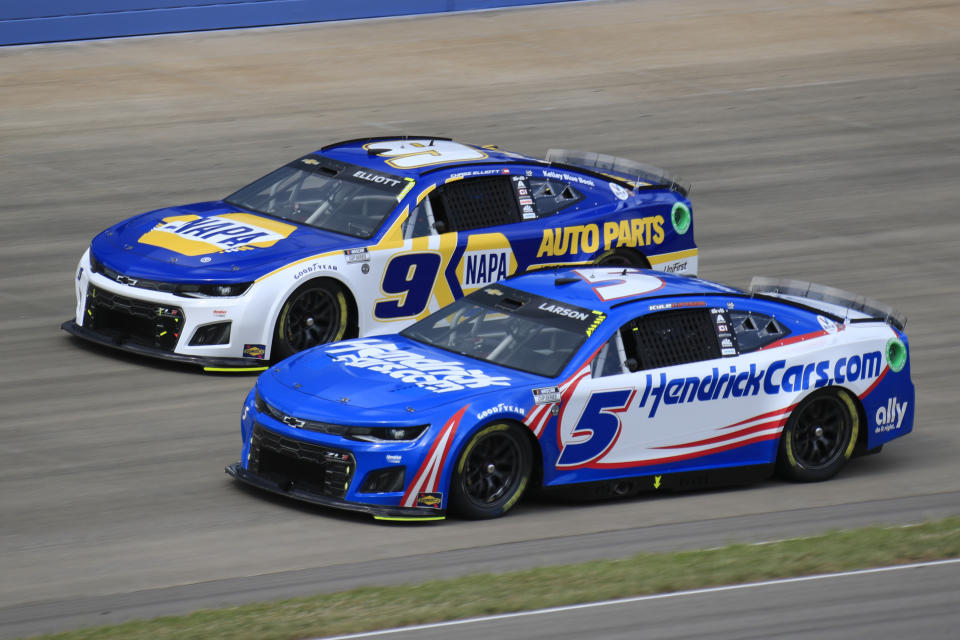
540,464 -> 775,502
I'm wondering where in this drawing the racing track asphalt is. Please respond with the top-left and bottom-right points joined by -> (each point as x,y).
317,560 -> 960,640
1,0 -> 959,637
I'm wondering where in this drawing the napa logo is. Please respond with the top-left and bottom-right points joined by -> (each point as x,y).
139,212 -> 297,257
456,233 -> 517,292
463,249 -> 511,288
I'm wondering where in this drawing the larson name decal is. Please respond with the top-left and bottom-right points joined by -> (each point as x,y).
538,302 -> 589,321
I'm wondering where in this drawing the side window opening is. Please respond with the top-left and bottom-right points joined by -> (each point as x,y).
621,308 -> 720,370
728,310 -> 790,353
528,178 -> 583,217
402,199 -> 436,239
592,333 -> 630,377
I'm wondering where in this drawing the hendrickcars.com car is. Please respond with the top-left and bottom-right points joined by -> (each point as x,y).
226,267 -> 913,520
63,137 -> 696,371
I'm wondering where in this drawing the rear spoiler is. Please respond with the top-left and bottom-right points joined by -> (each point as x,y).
749,277 -> 906,330
544,149 -> 690,197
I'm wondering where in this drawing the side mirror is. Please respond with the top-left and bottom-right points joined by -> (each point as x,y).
625,358 -> 639,372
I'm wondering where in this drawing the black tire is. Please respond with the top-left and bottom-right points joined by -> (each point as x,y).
595,249 -> 649,268
272,279 -> 351,360
777,388 -> 860,482
449,423 -> 532,519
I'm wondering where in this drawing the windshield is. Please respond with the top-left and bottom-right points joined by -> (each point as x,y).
224,156 -> 409,239
401,285 -> 604,378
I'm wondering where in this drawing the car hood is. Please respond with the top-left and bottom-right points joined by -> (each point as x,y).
258,336 -> 542,421
89,201 -> 367,282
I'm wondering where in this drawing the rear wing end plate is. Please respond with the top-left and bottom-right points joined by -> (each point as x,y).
544,149 -> 690,196
749,277 -> 906,330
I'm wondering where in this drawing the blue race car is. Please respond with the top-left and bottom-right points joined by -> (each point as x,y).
63,137 -> 696,371
226,267 -> 913,520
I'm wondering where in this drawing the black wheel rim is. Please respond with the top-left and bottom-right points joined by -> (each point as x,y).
282,288 -> 342,351
791,396 -> 850,470
461,432 -> 522,506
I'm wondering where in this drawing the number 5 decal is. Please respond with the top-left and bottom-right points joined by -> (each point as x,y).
573,268 -> 664,301
375,252 -> 442,319
557,389 -> 635,467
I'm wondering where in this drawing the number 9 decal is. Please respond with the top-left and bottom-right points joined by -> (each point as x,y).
375,252 -> 443,319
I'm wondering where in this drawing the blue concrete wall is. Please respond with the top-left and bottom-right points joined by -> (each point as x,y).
1,0 -> 578,46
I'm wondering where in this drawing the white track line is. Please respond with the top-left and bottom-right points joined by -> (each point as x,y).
315,558 -> 960,640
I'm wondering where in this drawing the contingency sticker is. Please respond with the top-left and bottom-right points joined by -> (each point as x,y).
533,386 -> 561,404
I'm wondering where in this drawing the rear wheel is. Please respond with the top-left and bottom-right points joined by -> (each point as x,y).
450,423 -> 532,519
272,280 -> 351,360
777,388 -> 859,482
595,249 -> 649,268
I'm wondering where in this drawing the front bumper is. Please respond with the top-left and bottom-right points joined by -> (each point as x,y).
225,463 -> 445,521
67,249 -> 274,371
62,319 -> 267,371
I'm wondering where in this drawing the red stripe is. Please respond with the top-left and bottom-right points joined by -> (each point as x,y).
531,359 -> 593,440
653,417 -> 787,450
859,366 -> 889,399
549,365 -> 590,442
401,405 -> 467,505
723,403 -> 797,429
589,432 -> 782,469
758,330 -> 827,351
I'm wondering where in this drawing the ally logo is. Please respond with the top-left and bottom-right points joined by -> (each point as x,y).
875,397 -> 908,434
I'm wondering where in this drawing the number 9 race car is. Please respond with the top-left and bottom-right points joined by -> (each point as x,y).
62,137 -> 697,371
226,267 -> 913,521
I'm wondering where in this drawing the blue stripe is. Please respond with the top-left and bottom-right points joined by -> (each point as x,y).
1,0 -> 581,46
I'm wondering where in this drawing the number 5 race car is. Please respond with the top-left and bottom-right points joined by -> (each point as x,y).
226,267 -> 913,521
62,137 -> 697,371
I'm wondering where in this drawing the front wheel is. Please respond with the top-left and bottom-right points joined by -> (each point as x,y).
449,423 -> 532,519
777,388 -> 860,482
272,280 -> 351,360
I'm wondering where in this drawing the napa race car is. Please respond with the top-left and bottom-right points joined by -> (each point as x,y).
62,137 -> 696,372
225,267 -> 914,520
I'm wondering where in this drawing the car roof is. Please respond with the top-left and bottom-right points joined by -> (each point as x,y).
314,136 -> 540,179
504,267 -> 744,316
312,137 -> 690,196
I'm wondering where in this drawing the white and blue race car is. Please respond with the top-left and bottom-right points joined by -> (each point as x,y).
226,267 -> 914,520
63,137 -> 696,371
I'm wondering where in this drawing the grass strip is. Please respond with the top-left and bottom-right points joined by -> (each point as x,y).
28,516 -> 960,640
